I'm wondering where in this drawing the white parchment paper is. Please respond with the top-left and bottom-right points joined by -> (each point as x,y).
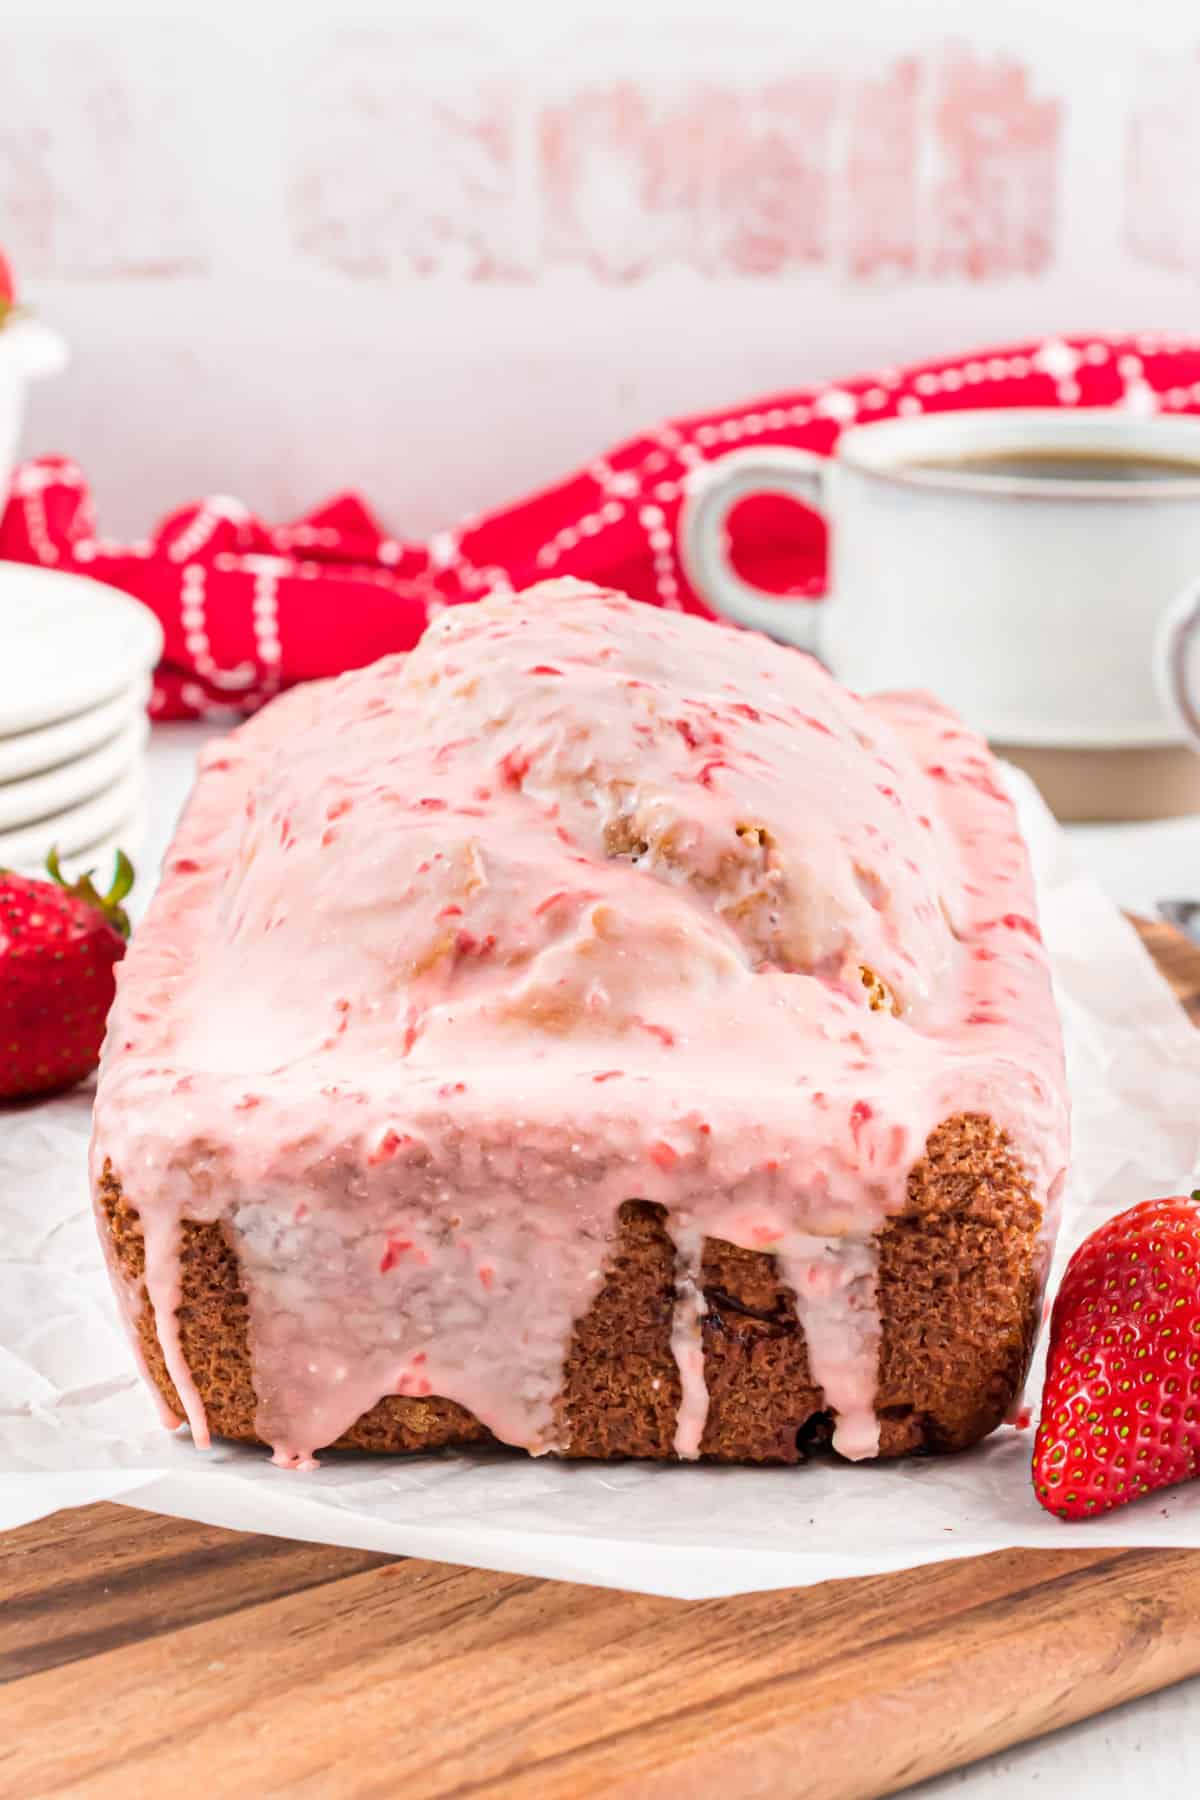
4,768 -> 1200,1599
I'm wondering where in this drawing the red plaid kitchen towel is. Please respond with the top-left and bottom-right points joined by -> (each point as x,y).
4,333 -> 1200,720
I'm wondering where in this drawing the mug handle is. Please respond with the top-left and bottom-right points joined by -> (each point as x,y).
1155,576 -> 1200,747
677,447 -> 831,651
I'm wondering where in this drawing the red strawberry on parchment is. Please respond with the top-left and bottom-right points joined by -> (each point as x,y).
0,850 -> 133,1100
1033,1194 -> 1200,1519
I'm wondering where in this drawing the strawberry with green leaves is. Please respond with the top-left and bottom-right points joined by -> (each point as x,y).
1033,1194 -> 1200,1519
0,850 -> 134,1100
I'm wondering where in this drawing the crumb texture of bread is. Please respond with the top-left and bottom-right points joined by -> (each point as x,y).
90,584 -> 1068,1467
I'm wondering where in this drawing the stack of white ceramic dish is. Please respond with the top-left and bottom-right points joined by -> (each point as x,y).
0,564 -> 163,879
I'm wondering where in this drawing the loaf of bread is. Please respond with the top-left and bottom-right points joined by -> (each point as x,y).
92,582 -> 1069,1469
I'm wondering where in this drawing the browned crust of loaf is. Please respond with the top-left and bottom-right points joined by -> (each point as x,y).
97,1113 -> 1041,1463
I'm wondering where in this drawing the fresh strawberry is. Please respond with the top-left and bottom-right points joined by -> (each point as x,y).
0,249 -> 14,327
1033,1194 -> 1200,1519
0,849 -> 134,1100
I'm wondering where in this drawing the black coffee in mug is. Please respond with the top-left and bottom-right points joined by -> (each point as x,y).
904,448 -> 1200,483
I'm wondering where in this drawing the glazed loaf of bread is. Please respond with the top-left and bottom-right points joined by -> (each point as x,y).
92,583 -> 1069,1468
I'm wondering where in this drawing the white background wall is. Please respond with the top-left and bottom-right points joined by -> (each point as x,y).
4,0 -> 1200,538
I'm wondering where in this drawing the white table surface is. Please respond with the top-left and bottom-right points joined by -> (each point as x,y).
134,723 -> 1200,1797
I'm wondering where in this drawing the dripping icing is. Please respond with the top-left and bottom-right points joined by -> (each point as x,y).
91,582 -> 1069,1466
669,1226 -> 709,1458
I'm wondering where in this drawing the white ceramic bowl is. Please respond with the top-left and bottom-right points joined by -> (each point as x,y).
0,680 -> 150,784
0,764 -> 145,870
0,317 -> 68,505
0,712 -> 149,831
0,563 -> 162,734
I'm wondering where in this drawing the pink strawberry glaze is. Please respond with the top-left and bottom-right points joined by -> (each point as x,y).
90,583 -> 1068,1466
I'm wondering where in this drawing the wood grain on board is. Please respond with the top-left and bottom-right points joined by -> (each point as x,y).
2,916 -> 1199,1799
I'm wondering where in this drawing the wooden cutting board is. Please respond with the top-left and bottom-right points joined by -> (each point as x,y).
3,918 -> 1200,1799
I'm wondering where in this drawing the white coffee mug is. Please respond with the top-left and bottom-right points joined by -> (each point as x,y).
1157,576 -> 1200,754
679,408 -> 1200,748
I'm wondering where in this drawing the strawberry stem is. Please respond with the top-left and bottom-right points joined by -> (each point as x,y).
44,847 -> 135,939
